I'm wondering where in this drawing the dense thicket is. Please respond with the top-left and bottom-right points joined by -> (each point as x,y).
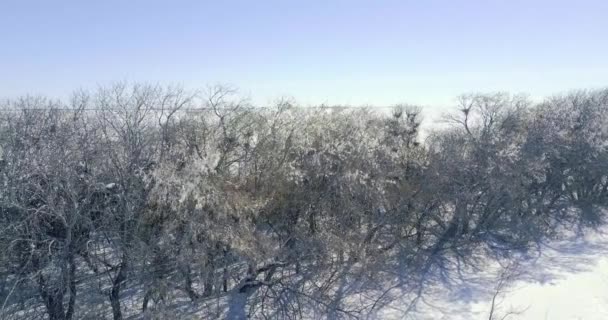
1,85 -> 607,319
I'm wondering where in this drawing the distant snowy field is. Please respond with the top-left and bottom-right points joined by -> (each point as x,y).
375,226 -> 608,320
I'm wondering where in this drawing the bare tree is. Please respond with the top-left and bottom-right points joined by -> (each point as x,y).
0,86 -> 607,319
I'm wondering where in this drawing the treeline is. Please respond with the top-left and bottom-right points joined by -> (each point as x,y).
0,84 -> 607,319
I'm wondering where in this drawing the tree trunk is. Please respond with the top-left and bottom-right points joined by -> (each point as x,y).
65,257 -> 77,320
203,250 -> 215,296
38,274 -> 66,320
183,264 -> 199,301
222,266 -> 229,293
142,291 -> 151,312
110,259 -> 128,320
222,246 -> 229,293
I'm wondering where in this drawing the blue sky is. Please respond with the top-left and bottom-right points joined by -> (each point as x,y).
1,0 -> 607,109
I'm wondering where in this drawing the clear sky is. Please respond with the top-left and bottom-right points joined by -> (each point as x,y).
1,0 -> 607,110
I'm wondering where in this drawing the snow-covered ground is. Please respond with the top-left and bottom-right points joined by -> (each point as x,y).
377,227 -> 608,320
493,232 -> 608,320
4,227 -> 607,319
496,258 -> 608,320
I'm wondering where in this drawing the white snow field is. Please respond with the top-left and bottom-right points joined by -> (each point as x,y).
376,227 -> 608,320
